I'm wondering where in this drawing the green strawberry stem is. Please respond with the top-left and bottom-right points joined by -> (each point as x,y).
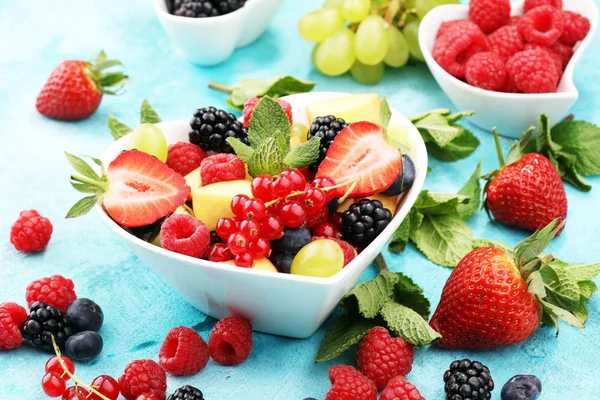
208,81 -> 234,94
70,174 -> 108,192
492,128 -> 505,168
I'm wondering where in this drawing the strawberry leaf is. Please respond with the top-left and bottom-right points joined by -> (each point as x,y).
108,114 -> 133,140
578,280 -> 597,300
140,99 -> 162,124
541,300 -> 584,329
65,152 -> 101,181
514,219 -> 564,268
66,195 -> 100,219
314,314 -> 381,363
380,300 -> 441,347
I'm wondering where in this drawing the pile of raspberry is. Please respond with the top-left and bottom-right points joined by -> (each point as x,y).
433,0 -> 591,93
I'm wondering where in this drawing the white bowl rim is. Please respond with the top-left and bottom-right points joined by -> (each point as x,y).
152,0 -> 263,24
95,92 -> 428,286
418,0 -> 599,99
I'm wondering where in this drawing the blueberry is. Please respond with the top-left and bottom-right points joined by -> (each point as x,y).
501,375 -> 542,400
65,331 -> 103,362
271,253 -> 294,274
327,198 -> 339,214
271,227 -> 311,255
66,298 -> 104,332
382,154 -> 416,196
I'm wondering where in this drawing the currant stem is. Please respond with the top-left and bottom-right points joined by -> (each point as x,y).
208,81 -> 234,94
264,178 -> 359,208
492,128 -> 505,168
51,336 -> 111,400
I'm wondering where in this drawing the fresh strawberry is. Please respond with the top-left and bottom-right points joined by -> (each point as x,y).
36,51 -> 128,121
67,150 -> 190,228
242,97 -> 293,128
484,129 -> 567,235
315,122 -> 402,198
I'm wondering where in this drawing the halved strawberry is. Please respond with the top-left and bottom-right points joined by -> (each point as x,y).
67,150 -> 190,228
315,122 -> 402,198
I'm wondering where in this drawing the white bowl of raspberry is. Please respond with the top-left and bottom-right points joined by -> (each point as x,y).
418,0 -> 598,137
95,92 -> 428,338
153,0 -> 284,66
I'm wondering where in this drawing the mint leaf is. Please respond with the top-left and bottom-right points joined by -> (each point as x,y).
472,238 -> 512,254
409,109 -> 451,124
315,314 -> 380,363
426,127 -> 480,162
572,301 -> 589,324
108,114 -> 132,140
283,136 -> 320,168
266,76 -> 316,98
551,119 -> 600,175
389,209 -> 423,253
541,300 -> 584,329
456,161 -> 482,219
65,152 -> 101,181
447,110 -> 475,123
66,195 -> 99,218
540,263 -> 581,311
393,273 -> 430,319
559,261 -> 600,282
248,96 -> 291,149
140,99 -> 161,124
559,161 -> 591,192
226,137 -> 254,164
247,137 -> 285,177
578,280 -> 597,300
380,300 -> 441,347
380,97 -> 392,129
413,213 -> 473,268
414,191 -> 469,215
340,271 -> 399,318
414,112 -> 463,147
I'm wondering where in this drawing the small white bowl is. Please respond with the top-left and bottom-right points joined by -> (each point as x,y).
419,0 -> 598,137
96,92 -> 428,338
153,0 -> 284,66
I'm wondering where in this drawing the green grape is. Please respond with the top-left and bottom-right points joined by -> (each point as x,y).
311,44 -> 320,69
341,0 -> 371,23
127,123 -> 168,162
323,0 -> 344,9
355,15 -> 389,66
298,8 -> 345,43
384,25 -> 409,68
314,28 -> 356,76
290,239 -> 344,278
403,20 -> 425,62
291,122 -> 309,142
350,61 -> 384,85
415,0 -> 460,19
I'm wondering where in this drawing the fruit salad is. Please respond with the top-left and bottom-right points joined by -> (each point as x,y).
67,94 -> 416,279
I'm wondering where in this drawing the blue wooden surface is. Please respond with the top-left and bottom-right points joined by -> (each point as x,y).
1,0 -> 599,398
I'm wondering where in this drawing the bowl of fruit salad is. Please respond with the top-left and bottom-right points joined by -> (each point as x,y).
70,92 -> 426,338
418,0 -> 598,137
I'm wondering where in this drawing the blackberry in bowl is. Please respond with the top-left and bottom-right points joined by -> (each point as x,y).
307,115 -> 347,172
341,199 -> 393,248
171,0 -> 246,18
189,107 -> 249,153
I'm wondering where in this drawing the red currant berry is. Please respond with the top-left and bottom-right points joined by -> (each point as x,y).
312,222 -> 340,238
304,188 -> 327,212
249,237 -> 271,259
234,252 -> 254,268
62,386 -> 89,400
208,243 -> 233,262
135,395 -> 160,400
330,212 -> 343,230
42,372 -> 67,397
239,220 -> 261,240
228,233 -> 249,254
260,214 -> 284,240
216,217 -> 238,240
280,201 -> 308,228
89,375 -> 120,400
45,356 -> 74,381
231,194 -> 251,217
282,169 -> 307,191
312,176 -> 336,200
242,199 -> 267,220
271,175 -> 293,197
251,175 -> 276,202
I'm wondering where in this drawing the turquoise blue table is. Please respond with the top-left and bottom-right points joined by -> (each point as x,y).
1,0 -> 599,398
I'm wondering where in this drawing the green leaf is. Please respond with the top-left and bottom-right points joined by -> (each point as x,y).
393,273 -> 431,319
540,263 -> 581,311
506,126 -> 535,165
65,152 -> 101,180
414,112 -> 463,148
551,119 -> 600,175
527,270 -> 547,298
380,97 -> 392,129
389,209 -> 423,253
248,96 -> 291,149
456,161 -> 482,219
446,110 -> 475,123
409,109 -> 450,124
99,72 -> 127,88
560,261 -> 600,282
541,300 -> 584,329
283,136 -> 320,168
226,137 -> 255,164
340,271 -> 399,318
514,219 -> 563,268
572,301 -> 589,324
140,100 -> 162,124
70,182 -> 101,194
414,191 -> 469,215
221,76 -> 316,109
95,59 -> 123,71
108,114 -> 133,140
95,50 -> 107,64
380,300 -> 441,347
413,213 -> 473,268
66,195 -> 99,218
559,160 -> 592,192
472,238 -> 512,254
578,280 -> 597,301
247,137 -> 286,177
315,314 -> 381,363
426,127 -> 480,162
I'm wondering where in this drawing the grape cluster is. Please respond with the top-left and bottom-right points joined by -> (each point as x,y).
299,0 -> 459,84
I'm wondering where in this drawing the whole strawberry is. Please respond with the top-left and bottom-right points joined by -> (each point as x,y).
484,129 -> 567,235
36,51 -> 128,121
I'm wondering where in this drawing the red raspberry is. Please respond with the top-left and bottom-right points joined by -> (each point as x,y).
160,214 -> 209,258
10,209 -> 53,252
524,0 -> 562,12
518,6 -> 564,46
208,316 -> 253,366
465,52 -> 508,91
356,326 -> 415,390
325,365 -> 377,400
380,376 -> 425,400
135,395 -> 159,400
200,154 -> 245,185
0,303 -> 27,327
507,49 -> 560,93
311,237 -> 355,266
509,16 -> 521,26
560,11 -> 591,45
242,97 -> 293,129
118,360 -> 167,400
437,19 -> 471,38
433,21 -> 488,78
469,0 -> 511,33
166,142 -> 207,176
305,206 -> 329,229
524,44 -> 563,75
0,309 -> 22,350
26,275 -> 76,313
159,326 -> 209,376
549,41 -> 574,69
487,25 -> 524,59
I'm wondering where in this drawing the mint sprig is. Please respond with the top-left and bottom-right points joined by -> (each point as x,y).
108,99 -> 162,140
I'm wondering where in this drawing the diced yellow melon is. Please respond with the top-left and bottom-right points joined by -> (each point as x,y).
307,94 -> 381,125
192,180 -> 252,230
184,167 -> 202,200
222,258 -> 278,272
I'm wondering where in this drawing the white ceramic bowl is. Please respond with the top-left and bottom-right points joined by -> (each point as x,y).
153,0 -> 284,65
96,92 -> 428,338
419,0 -> 598,138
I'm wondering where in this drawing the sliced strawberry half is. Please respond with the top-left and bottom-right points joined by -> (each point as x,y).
315,122 -> 402,198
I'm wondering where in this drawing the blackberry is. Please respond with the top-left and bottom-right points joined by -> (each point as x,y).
341,199 -> 392,247
173,0 -> 219,18
168,385 -> 204,400
382,154 -> 416,196
215,0 -> 247,14
21,302 -> 74,351
189,107 -> 249,153
307,115 -> 347,172
444,359 -> 494,400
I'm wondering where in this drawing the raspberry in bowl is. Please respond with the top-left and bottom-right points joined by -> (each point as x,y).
419,0 -> 598,137
86,92 -> 427,338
